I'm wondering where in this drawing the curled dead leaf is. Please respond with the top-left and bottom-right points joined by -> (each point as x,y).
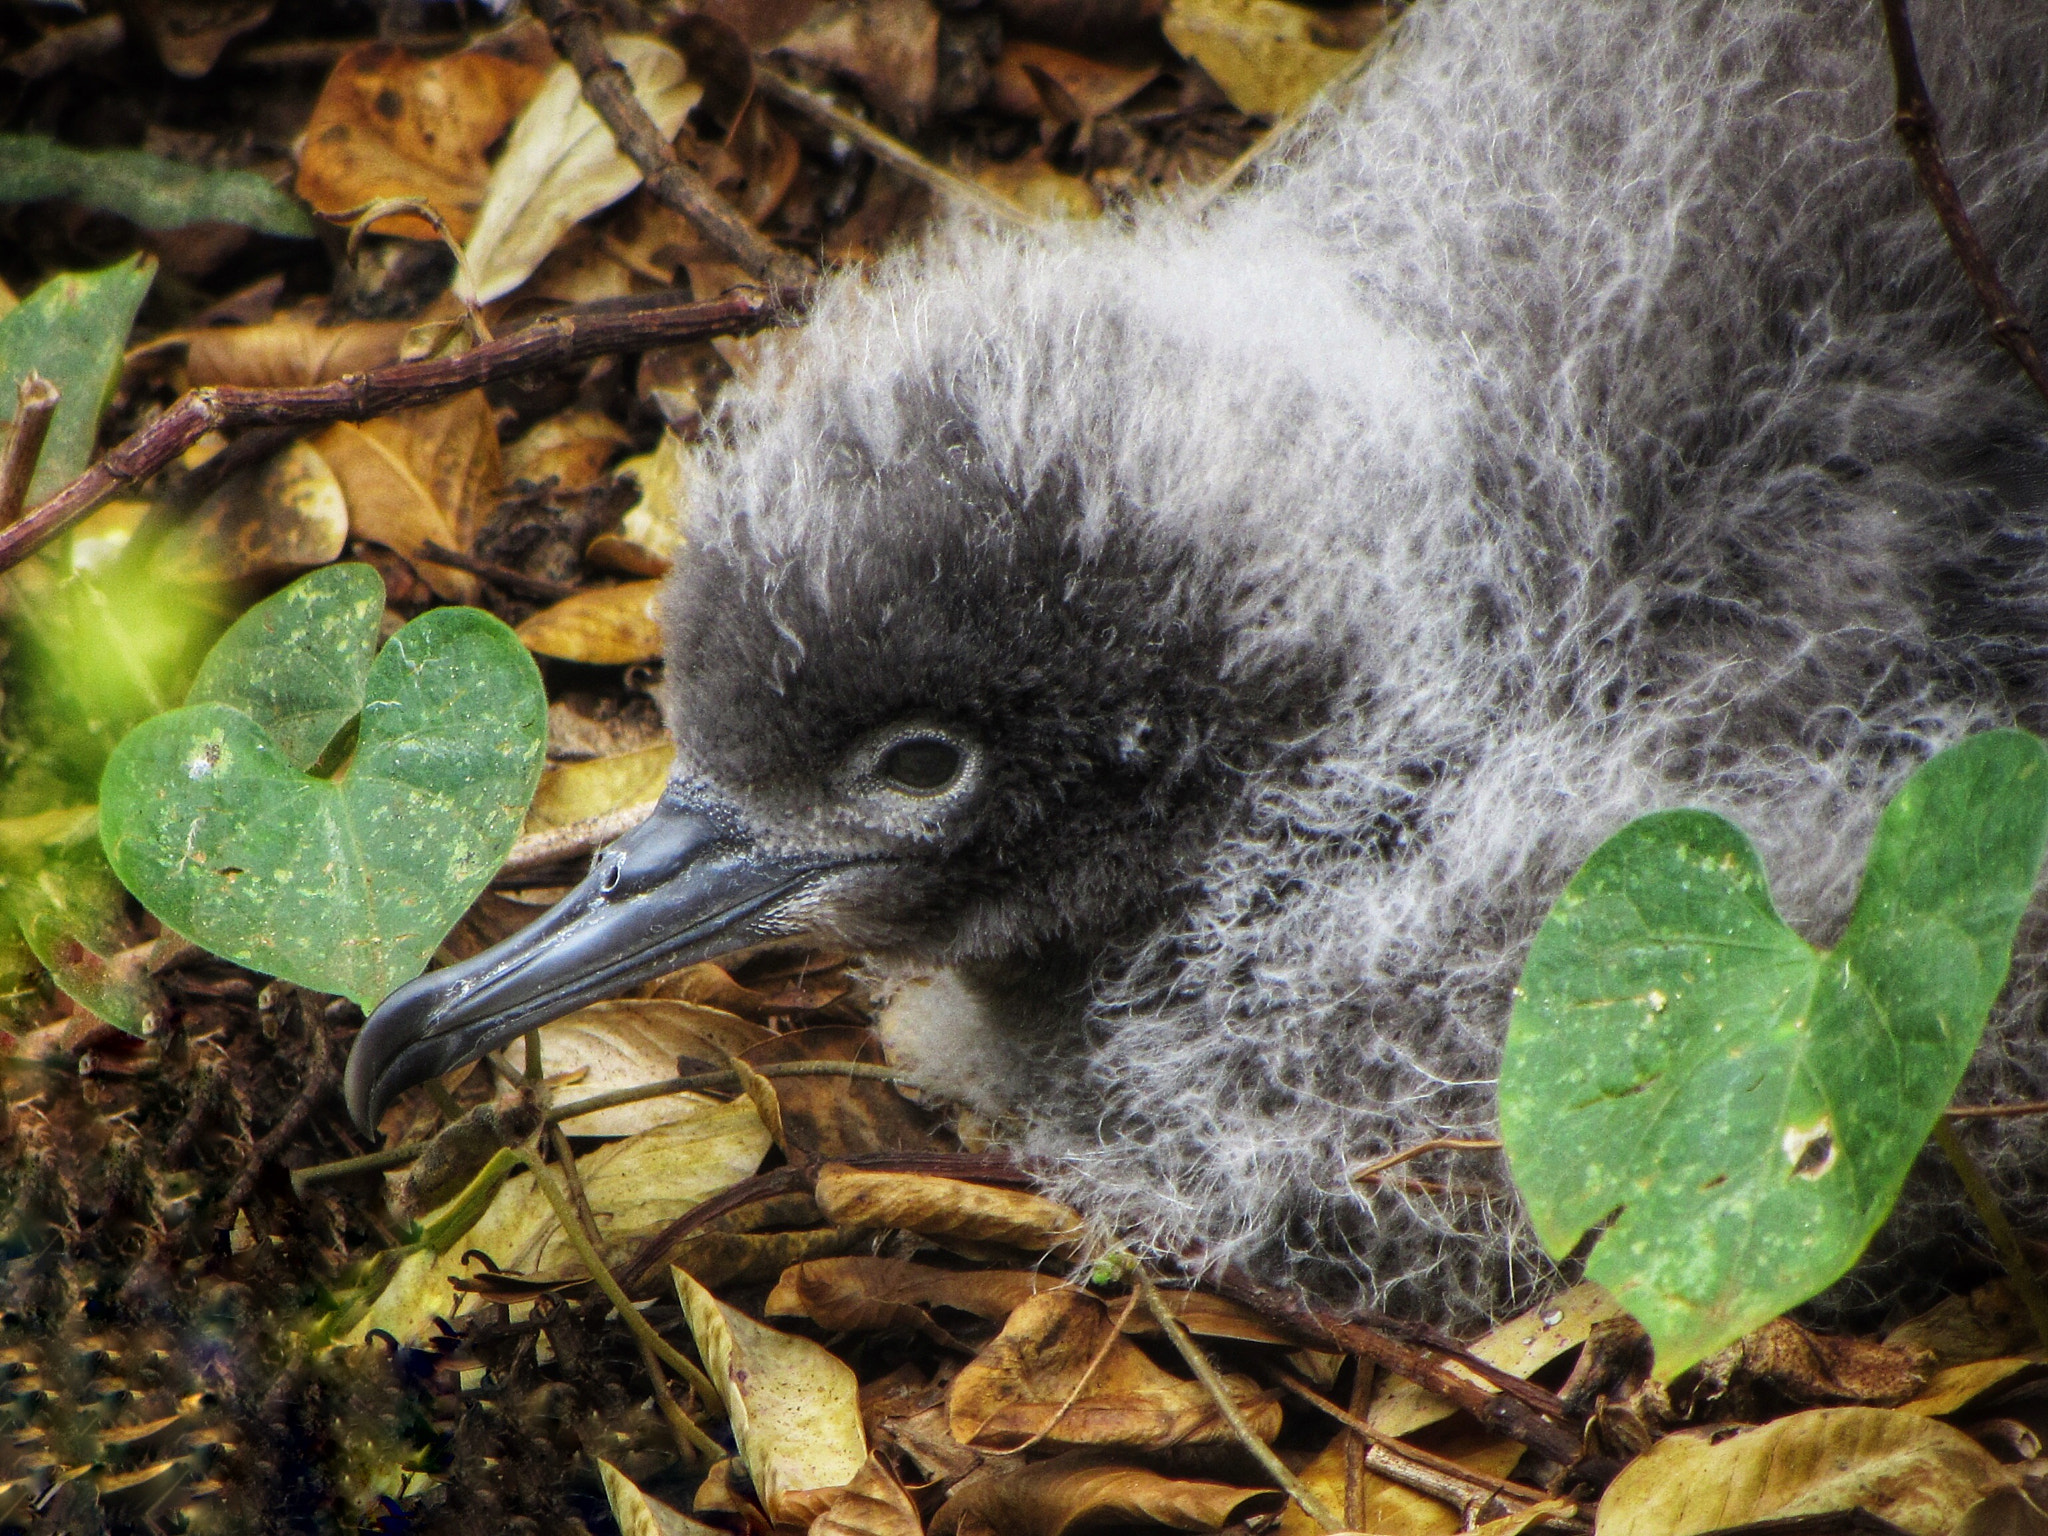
504,406 -> 633,491
516,580 -> 666,664
931,1450 -> 1276,1536
745,1027 -> 940,1161
670,1226 -> 863,1291
184,310 -> 413,387
773,0 -> 941,132
814,1166 -> 1084,1256
1597,1406 -> 2019,1536
810,1451 -> 925,1536
153,439 -> 349,583
541,996 -> 770,1136
948,1289 -> 1282,1452
988,41 -> 1158,120
525,744 -> 675,833
768,1256 -> 1062,1341
598,1457 -> 725,1536
1162,0 -> 1363,117
674,1266 -> 868,1525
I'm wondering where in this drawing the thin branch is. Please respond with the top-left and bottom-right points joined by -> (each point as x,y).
419,540 -> 577,603
1880,0 -> 2048,408
1137,1269 -> 1341,1533
528,0 -> 803,286
1269,1365 -> 1556,1521
220,995 -> 336,1228
3,286 -> 798,575
1931,1117 -> 2048,1348
1946,1099 -> 2048,1120
0,374 -> 60,528
753,65 -> 1043,231
1350,1135 -> 1501,1186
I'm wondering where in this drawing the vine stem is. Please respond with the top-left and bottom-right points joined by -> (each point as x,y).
1931,1117 -> 2048,1349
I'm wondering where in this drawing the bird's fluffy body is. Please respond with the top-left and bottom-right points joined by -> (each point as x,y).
662,0 -> 2048,1321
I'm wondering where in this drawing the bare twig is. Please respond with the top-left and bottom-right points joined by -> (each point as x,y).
1880,0 -> 2048,408
528,0 -> 802,285
1137,1269 -> 1341,1532
1946,1099 -> 2048,1120
753,66 -> 1043,231
419,541 -> 578,603
1350,1135 -> 1502,1186
2,286 -> 798,576
0,374 -> 60,528
220,996 -> 337,1227
1931,1117 -> 2048,1348
1344,1359 -> 1373,1528
1269,1365 -> 1555,1521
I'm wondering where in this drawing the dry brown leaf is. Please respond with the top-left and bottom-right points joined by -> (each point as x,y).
646,960 -> 848,1020
1370,1281 -> 1624,1437
184,311 -> 414,387
773,0 -> 941,132
1597,1406 -> 2018,1536
815,1167 -> 1084,1255
1162,0 -> 1361,117
1888,1280 -> 2041,1370
810,1451 -> 924,1536
1901,1356 -> 2048,1419
674,1266 -> 868,1526
1123,1289 -> 1292,1346
948,1289 -> 1282,1452
1275,1423 -> 1527,1536
1955,1486 -> 2048,1536
974,151 -> 1100,220
525,744 -> 675,833
988,41 -> 1158,120
598,1457 -> 725,1536
140,0 -> 272,78
541,996 -> 770,1136
767,1256 -> 1062,1338
516,581 -> 666,664
152,439 -> 349,583
671,1226 -> 864,1291
932,1450 -> 1275,1536
463,39 -> 703,303
294,24 -> 555,240
312,390 -> 501,602
504,407 -> 633,491
1729,1317 -> 1934,1407
745,1027 -> 940,1161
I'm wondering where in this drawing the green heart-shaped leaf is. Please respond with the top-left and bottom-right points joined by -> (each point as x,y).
1500,729 -> 2048,1376
99,567 -> 546,1008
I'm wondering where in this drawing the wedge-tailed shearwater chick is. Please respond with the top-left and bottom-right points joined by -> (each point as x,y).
348,0 -> 2048,1321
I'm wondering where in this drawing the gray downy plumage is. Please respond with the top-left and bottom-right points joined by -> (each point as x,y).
658,0 -> 2048,1324
348,0 -> 2048,1327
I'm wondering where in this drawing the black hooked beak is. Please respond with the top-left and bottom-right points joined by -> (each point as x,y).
344,795 -> 827,1134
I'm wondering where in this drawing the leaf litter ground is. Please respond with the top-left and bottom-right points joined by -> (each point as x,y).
5,3 -> 2048,1534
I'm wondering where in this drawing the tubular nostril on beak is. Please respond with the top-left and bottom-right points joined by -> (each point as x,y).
601,861 -> 621,894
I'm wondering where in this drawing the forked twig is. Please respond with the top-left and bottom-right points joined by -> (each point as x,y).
1880,0 -> 2048,408
0,373 -> 60,528
0,287 -> 797,575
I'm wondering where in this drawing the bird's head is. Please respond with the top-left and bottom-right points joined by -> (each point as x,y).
345,226 -> 1371,1132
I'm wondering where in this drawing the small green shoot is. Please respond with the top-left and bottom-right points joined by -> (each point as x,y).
100,564 -> 547,1010
1500,729 -> 2048,1377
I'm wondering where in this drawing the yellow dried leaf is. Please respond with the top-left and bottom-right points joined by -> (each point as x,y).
811,1452 -> 923,1536
975,151 -> 1100,221
1370,1281 -> 1624,1437
598,1458 -> 725,1536
948,1289 -> 1281,1452
525,744 -> 674,832
184,311 -> 412,387
153,439 -> 349,583
1887,1280 -> 2040,1369
1900,1356 -> 2048,1419
767,1257 -> 1062,1335
610,429 -> 689,562
1597,1407 -> 2014,1536
504,407 -> 633,491
294,24 -> 555,240
1275,1423 -> 1527,1536
673,1266 -> 868,1526
813,1166 -> 1084,1254
669,1227 -> 863,1291
1162,0 -> 1360,117
516,580 -> 667,663
541,996 -> 770,1136
462,39 -> 703,303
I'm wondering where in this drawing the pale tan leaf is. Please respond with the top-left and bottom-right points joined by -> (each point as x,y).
598,1457 -> 725,1536
1596,1407 -> 2016,1536
934,1450 -> 1276,1536
814,1167 -> 1084,1255
674,1265 -> 868,1525
1887,1280 -> 2041,1370
610,429 -> 689,562
525,744 -> 675,833
1370,1281 -> 1624,1437
1275,1424 -> 1527,1536
773,0 -> 939,132
974,151 -> 1100,221
809,1450 -> 924,1536
541,996 -> 770,1136
153,439 -> 349,583
948,1289 -> 1281,1452
185,311 -> 412,387
294,23 -> 555,240
504,406 -> 633,492
1162,0 -> 1361,117
516,581 -> 667,664
1900,1357 -> 2048,1419
768,1256 -> 1062,1336
462,39 -> 704,303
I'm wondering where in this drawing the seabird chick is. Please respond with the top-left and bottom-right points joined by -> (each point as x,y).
349,0 -> 2048,1322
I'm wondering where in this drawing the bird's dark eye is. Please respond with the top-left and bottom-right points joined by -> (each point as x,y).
878,736 -> 962,794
